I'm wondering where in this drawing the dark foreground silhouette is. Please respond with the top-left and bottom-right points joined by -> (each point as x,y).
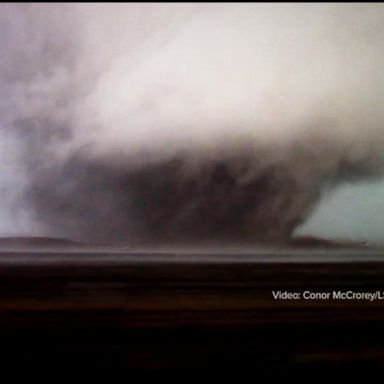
0,241 -> 382,379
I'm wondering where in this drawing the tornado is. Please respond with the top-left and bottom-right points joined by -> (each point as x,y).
1,3 -> 384,245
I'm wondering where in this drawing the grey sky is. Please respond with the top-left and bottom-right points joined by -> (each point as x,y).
296,179 -> 384,245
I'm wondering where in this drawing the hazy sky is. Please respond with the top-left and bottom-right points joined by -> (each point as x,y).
296,179 -> 384,245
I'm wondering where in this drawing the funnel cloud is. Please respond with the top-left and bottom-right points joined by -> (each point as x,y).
1,4 -> 384,245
